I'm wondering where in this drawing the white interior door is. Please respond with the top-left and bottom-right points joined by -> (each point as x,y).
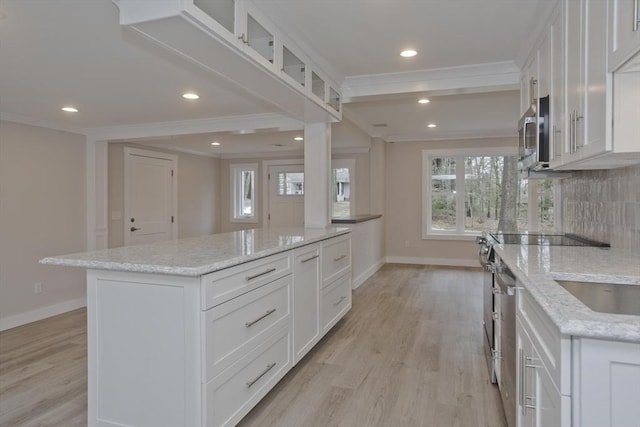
124,148 -> 177,246
268,165 -> 304,227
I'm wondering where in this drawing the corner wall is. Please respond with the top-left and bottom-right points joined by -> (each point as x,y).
0,121 -> 87,330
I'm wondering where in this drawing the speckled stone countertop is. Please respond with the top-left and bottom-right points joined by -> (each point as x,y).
41,227 -> 350,277
494,243 -> 640,342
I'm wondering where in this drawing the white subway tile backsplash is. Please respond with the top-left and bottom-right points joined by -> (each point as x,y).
561,164 -> 640,255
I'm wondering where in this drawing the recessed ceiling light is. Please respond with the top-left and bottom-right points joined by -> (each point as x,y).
418,98 -> 430,104
427,123 -> 437,128
400,49 -> 417,58
293,136 -> 304,141
210,141 -> 221,146
182,92 -> 200,100
61,106 -> 79,113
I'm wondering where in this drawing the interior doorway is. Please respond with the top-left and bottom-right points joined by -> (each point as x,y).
124,147 -> 177,245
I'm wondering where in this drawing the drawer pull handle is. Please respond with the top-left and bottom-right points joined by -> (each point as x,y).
301,254 -> 319,263
246,268 -> 276,281
333,295 -> 347,307
245,309 -> 277,328
246,362 -> 276,388
333,254 -> 347,262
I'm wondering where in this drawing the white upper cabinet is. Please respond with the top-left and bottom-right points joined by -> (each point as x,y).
118,0 -> 342,122
608,0 -> 640,71
549,5 -> 565,166
524,0 -> 640,170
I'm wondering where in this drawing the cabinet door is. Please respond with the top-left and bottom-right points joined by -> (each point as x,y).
292,245 -> 320,364
583,0 -> 609,154
609,0 -> 640,70
517,319 -> 536,427
550,6 -> 566,165
532,347 -> 563,427
564,0 -> 585,159
575,338 -> 640,427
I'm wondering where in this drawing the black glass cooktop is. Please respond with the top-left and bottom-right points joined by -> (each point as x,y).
489,233 -> 610,247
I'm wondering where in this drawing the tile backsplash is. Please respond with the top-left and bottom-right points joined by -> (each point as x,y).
561,164 -> 640,254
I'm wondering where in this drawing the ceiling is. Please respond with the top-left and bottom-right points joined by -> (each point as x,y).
0,0 -> 550,153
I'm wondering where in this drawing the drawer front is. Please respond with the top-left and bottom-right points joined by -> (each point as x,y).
203,276 -> 291,381
517,288 -> 567,394
201,252 -> 292,309
204,328 -> 291,427
321,273 -> 352,335
321,235 -> 351,287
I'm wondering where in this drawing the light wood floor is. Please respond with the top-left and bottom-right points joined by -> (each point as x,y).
0,264 -> 506,427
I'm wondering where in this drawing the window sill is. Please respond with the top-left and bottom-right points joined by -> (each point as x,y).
422,233 -> 480,241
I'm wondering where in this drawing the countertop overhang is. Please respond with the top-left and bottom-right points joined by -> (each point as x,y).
494,243 -> 640,342
331,214 -> 382,224
40,227 -> 351,277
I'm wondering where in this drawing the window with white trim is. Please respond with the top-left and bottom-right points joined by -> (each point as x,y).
331,159 -> 356,217
422,149 -> 557,237
231,163 -> 258,223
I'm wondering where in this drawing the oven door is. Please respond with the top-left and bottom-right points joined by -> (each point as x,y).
478,240 -> 497,384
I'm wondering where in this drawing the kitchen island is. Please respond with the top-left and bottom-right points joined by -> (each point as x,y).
41,227 -> 352,427
492,243 -> 640,427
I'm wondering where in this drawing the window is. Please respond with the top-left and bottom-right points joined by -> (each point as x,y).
332,159 -> 356,217
231,164 -> 258,223
277,172 -> 304,195
423,149 -> 557,237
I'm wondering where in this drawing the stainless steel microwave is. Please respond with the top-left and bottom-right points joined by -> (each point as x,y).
518,95 -> 549,171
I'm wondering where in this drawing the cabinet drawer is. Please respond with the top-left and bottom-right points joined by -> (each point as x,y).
517,288 -> 570,395
321,235 -> 351,287
201,252 -> 292,309
204,328 -> 291,427
203,276 -> 291,382
321,273 -> 351,335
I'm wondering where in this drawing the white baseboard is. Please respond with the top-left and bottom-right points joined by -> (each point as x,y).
352,259 -> 386,290
385,256 -> 480,268
0,297 -> 87,331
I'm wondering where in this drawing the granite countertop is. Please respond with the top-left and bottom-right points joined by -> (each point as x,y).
494,243 -> 640,342
331,214 -> 382,224
40,227 -> 351,277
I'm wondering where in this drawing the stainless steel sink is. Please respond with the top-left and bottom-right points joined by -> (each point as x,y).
556,280 -> 640,316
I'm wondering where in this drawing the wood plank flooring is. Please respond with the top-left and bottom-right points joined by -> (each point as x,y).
0,264 -> 506,427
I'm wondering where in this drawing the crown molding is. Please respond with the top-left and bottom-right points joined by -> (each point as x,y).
386,129 -> 517,143
0,112 -> 86,136
84,113 -> 303,141
341,61 -> 520,102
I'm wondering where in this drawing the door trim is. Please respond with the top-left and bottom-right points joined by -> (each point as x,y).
124,147 -> 178,246
261,159 -> 303,228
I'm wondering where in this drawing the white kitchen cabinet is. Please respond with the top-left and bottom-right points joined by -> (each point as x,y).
292,244 -> 321,364
572,338 -> 640,427
550,5 -> 566,166
516,287 -> 572,427
608,0 -> 640,71
520,53 -> 538,115
516,318 -> 565,427
84,233 -> 351,427
561,0 -> 609,164
118,0 -> 342,122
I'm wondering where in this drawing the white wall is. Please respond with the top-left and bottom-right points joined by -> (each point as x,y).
385,137 -> 516,266
0,121 -> 87,330
108,143 -> 220,247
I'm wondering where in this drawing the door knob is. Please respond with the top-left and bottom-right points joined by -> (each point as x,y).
130,227 -> 141,232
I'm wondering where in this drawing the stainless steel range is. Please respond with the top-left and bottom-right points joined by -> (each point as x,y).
477,232 -> 609,427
